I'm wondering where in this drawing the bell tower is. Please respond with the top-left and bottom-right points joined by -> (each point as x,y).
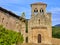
31,2 -> 47,17
28,2 -> 52,44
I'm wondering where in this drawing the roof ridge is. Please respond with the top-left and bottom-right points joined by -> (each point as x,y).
0,7 -> 25,20
31,2 -> 47,5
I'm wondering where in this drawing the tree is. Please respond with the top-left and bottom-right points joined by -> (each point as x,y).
0,25 -> 24,45
21,12 -> 25,18
16,32 -> 24,45
52,26 -> 60,38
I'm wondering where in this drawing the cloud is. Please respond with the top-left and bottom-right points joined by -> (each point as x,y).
11,6 -> 31,19
52,18 -> 60,21
48,7 -> 60,20
0,0 -> 60,26
48,7 -> 60,14
48,7 -> 60,25
0,0 -> 31,19
0,0 -> 34,4
0,0 -> 22,4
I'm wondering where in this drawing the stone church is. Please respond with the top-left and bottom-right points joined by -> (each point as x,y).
0,2 -> 52,44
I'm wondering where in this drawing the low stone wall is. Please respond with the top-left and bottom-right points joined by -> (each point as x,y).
14,38 -> 60,45
14,43 -> 59,45
22,43 -> 53,45
52,38 -> 60,45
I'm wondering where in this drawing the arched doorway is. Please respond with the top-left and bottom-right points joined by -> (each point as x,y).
38,34 -> 41,43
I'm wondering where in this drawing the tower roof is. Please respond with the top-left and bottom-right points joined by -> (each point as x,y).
31,2 -> 47,6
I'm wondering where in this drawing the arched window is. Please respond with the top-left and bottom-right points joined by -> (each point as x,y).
39,19 -> 40,24
38,34 -> 41,43
34,9 -> 38,12
2,18 -> 4,22
40,8 -> 44,15
34,8 -> 38,15
34,8 -> 38,12
26,37 -> 28,43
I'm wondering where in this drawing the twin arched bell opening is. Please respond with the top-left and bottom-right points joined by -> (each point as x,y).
34,8 -> 38,12
34,8 -> 38,15
40,8 -> 44,15
34,8 -> 44,15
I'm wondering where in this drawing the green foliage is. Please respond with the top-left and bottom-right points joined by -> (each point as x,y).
21,12 -> 25,18
0,25 -> 24,45
52,26 -> 60,38
16,32 -> 24,44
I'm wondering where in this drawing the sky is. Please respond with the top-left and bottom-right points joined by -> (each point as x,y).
0,0 -> 60,26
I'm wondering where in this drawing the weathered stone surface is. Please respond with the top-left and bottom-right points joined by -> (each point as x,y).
0,2 -> 60,45
28,2 -> 52,44
0,7 -> 26,43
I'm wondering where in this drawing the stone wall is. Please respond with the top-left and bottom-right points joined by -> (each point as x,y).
0,10 -> 26,43
28,2 -> 52,44
22,43 -> 54,45
0,11 -> 21,32
52,38 -> 60,45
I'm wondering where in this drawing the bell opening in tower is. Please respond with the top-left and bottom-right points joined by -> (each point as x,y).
40,8 -> 44,15
34,8 -> 38,15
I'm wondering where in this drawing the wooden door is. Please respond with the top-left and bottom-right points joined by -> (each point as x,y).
38,34 -> 41,43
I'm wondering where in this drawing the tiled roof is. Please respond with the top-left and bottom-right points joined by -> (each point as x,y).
31,2 -> 47,5
0,7 -> 25,21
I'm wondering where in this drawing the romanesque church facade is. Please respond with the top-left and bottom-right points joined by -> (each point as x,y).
0,2 -> 52,44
